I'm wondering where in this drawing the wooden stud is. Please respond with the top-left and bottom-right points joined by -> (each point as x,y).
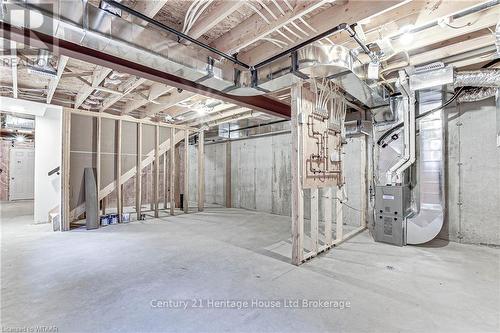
324,187 -> 333,246
336,186 -> 343,241
136,123 -> 142,220
360,135 -> 368,228
169,128 -> 176,215
96,116 -> 101,215
225,141 -> 232,208
310,188 -> 319,254
163,151 -> 167,210
197,130 -> 205,212
116,119 -> 123,222
154,125 -> 160,217
291,82 -> 304,265
61,109 -> 71,231
183,130 -> 189,214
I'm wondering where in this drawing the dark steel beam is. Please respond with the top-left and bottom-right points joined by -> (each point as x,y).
0,22 -> 291,119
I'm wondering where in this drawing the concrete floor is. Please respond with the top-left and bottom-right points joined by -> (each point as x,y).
1,200 -> 499,333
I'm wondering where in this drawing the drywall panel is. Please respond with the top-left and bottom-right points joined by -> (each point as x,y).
34,107 -> 62,223
69,115 -> 96,210
100,118 -> 116,189
121,121 -> 137,175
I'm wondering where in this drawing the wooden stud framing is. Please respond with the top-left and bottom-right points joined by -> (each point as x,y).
154,125 -> 160,217
197,130 -> 205,212
324,187 -> 333,246
163,151 -> 168,210
136,123 -> 143,220
183,130 -> 189,214
225,141 -> 232,208
116,119 -> 123,222
169,128 -> 176,215
360,135 -> 368,228
291,82 -> 304,265
96,116 -> 101,215
61,109 -> 71,231
335,187 -> 343,241
310,188 -> 319,254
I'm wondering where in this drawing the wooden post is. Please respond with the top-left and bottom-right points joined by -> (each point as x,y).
169,128 -> 176,215
136,123 -> 142,220
311,188 -> 319,254
183,130 -> 189,213
61,109 -> 71,231
360,136 -> 368,228
324,187 -> 333,246
291,82 -> 304,265
153,125 -> 159,217
116,119 -> 123,222
225,141 -> 231,208
96,117 -> 101,216
163,151 -> 167,210
198,130 -> 205,212
336,186 -> 343,241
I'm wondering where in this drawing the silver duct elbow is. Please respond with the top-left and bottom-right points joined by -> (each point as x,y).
454,69 -> 500,87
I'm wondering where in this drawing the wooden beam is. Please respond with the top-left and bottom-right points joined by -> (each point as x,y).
211,0 -> 332,54
100,77 -> 147,112
122,83 -> 173,115
74,67 -> 112,108
187,1 -> 244,39
154,125 -> 160,217
225,141 -> 231,208
239,0 -> 405,65
116,119 -> 123,221
197,130 -> 205,211
142,90 -> 195,118
136,123 -> 142,220
130,0 -> 169,25
3,22 -> 291,119
169,128 -> 176,215
61,109 -> 71,231
188,107 -> 249,127
183,130 -> 189,213
47,55 -> 69,103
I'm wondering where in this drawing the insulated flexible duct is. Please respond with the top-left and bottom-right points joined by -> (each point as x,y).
457,87 -> 497,102
454,69 -> 500,87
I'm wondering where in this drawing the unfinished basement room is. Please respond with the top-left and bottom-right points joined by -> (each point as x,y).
0,0 -> 499,332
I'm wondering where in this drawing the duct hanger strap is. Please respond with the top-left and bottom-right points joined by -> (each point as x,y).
101,0 -> 251,69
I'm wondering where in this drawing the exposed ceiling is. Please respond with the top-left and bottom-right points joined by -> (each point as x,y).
0,0 -> 498,130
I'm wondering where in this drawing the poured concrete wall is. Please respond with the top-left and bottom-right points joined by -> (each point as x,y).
443,97 -> 500,246
189,132 -> 364,228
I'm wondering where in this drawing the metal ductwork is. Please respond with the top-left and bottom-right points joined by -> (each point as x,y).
0,1 -> 388,109
406,90 -> 445,245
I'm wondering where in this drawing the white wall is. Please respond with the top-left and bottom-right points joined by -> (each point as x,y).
34,107 -> 62,223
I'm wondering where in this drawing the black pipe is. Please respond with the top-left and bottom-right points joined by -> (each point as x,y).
229,119 -> 289,133
101,0 -> 251,69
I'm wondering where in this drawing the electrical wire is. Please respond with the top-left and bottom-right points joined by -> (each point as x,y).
376,58 -> 500,147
